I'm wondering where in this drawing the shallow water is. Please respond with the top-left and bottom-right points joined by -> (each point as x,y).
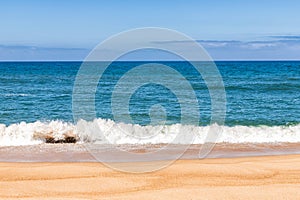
1,143 -> 299,162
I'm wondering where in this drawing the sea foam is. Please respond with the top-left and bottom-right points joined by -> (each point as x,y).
0,119 -> 300,146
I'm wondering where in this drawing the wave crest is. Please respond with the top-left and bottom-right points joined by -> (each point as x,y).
0,119 -> 300,146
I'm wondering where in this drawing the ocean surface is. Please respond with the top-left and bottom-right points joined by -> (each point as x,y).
0,61 -> 299,146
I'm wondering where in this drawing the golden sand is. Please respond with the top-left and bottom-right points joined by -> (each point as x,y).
1,155 -> 300,199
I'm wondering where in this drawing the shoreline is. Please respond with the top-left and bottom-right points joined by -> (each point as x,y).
1,142 -> 300,162
1,154 -> 300,199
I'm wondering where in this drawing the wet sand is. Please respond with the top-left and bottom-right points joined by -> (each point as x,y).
1,154 -> 300,199
1,143 -> 300,162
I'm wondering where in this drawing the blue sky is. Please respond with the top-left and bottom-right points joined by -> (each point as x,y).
1,0 -> 300,60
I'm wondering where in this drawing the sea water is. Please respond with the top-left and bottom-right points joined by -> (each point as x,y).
0,61 -> 299,146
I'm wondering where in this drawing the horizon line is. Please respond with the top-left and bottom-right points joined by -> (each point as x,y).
1,59 -> 300,62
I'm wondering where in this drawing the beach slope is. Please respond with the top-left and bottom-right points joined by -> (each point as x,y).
1,155 -> 300,199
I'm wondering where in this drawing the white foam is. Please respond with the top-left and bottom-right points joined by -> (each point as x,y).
0,121 -> 74,146
0,119 -> 300,146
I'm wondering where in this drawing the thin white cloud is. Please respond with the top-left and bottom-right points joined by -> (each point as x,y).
198,39 -> 300,60
0,45 -> 89,61
1,38 -> 300,61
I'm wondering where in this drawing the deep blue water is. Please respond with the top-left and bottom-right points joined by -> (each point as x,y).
0,61 -> 299,126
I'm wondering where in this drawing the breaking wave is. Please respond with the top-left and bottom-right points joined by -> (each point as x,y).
0,119 -> 300,146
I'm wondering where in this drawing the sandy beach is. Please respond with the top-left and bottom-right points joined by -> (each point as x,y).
1,154 -> 300,199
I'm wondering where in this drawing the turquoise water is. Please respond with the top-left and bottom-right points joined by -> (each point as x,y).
0,61 -> 299,126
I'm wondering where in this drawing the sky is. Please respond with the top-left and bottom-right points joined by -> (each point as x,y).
0,0 -> 300,60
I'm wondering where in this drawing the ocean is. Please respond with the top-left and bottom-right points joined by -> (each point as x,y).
0,61 -> 299,147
